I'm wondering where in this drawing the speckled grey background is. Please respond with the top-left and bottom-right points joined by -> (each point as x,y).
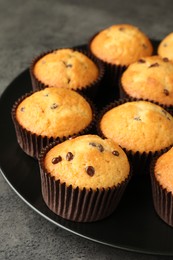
1,0 -> 173,259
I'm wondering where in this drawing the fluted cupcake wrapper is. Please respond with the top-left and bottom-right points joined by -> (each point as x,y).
97,98 -> 172,176
11,91 -> 97,159
29,47 -> 105,102
101,63 -> 127,105
150,154 -> 173,227
38,141 -> 131,222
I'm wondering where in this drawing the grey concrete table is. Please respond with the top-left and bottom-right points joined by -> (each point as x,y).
0,0 -> 173,259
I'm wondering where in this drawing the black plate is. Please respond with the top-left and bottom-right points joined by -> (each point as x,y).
1,65 -> 173,256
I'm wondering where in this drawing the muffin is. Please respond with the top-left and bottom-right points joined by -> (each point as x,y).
89,24 -> 153,101
90,24 -> 153,66
120,55 -> 173,108
158,33 -> 173,61
151,146 -> 173,226
98,99 -> 173,175
11,87 -> 95,158
38,134 -> 131,222
30,48 -> 105,100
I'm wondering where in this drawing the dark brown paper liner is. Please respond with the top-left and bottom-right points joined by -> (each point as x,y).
29,47 -> 105,101
11,90 -> 96,159
119,79 -> 173,111
38,141 -> 131,222
150,150 -> 173,227
101,63 -> 127,105
97,98 -> 173,176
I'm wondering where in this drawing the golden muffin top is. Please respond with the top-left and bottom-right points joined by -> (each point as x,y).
90,24 -> 153,66
99,100 -> 173,153
16,87 -> 93,138
121,55 -> 173,106
33,48 -> 99,90
43,134 -> 130,190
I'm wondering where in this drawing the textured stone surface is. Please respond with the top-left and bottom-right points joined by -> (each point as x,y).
1,0 -> 173,259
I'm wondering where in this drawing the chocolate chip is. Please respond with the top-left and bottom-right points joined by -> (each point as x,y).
163,43 -> 168,47
66,64 -> 72,68
67,78 -> 71,84
112,151 -> 119,156
138,59 -> 146,63
149,63 -> 159,68
63,61 -> 73,68
44,93 -> 49,97
163,57 -> 169,62
86,166 -> 95,176
163,88 -> 169,96
97,144 -> 104,152
50,103 -> 58,109
20,107 -> 25,112
83,64 -> 88,69
89,142 -> 97,147
52,156 -> 62,164
134,116 -> 141,121
142,43 -> 148,49
89,142 -> 104,152
119,27 -> 125,31
66,152 -> 74,161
